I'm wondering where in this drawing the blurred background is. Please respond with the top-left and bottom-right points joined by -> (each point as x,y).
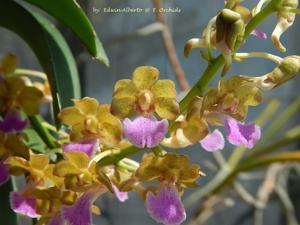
1,0 -> 300,224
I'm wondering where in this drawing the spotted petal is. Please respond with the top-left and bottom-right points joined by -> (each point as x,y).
224,116 -> 261,149
10,192 -> 39,218
0,160 -> 9,186
123,116 -> 168,148
200,129 -> 225,152
0,111 -> 28,133
63,139 -> 99,158
146,184 -> 186,225
112,184 -> 128,202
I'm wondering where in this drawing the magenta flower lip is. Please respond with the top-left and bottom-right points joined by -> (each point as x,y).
146,184 -> 186,225
10,192 -> 39,218
112,184 -> 128,202
123,116 -> 168,148
200,129 -> 225,152
62,187 -> 105,225
62,138 -> 99,158
224,116 -> 261,149
0,111 -> 28,133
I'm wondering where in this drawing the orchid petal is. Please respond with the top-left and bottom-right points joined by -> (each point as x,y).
62,188 -> 104,225
0,111 -> 28,133
123,116 -> 168,148
200,129 -> 225,152
10,192 -> 39,218
112,184 -> 128,202
224,116 -> 261,149
146,184 -> 186,225
63,139 -> 99,158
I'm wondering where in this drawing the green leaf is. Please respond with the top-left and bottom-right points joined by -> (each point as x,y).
0,0 -> 81,126
23,0 -> 109,66
23,127 -> 47,153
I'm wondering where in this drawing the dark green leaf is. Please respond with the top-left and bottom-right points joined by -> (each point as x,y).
23,0 -> 109,66
0,0 -> 81,126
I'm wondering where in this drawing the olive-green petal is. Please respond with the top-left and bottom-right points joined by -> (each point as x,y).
151,79 -> 177,98
132,66 -> 159,89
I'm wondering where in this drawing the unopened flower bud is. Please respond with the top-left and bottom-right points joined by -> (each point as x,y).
272,0 -> 298,52
252,55 -> 300,90
216,9 -> 245,75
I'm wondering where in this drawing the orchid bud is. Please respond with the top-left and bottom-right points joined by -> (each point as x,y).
233,5 -> 252,23
272,0 -> 298,52
216,9 -> 245,75
253,56 -> 300,90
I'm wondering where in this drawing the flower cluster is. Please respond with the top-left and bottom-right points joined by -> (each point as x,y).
1,1 -> 300,225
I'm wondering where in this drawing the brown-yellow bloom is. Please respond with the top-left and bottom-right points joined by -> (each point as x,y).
111,66 -> 179,120
58,97 -> 122,147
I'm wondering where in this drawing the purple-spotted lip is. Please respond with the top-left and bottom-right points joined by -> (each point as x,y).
123,115 -> 168,148
224,116 -> 261,149
146,184 -> 186,225
62,138 -> 99,158
61,187 -> 106,225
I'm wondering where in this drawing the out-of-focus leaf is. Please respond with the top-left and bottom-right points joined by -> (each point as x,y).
239,151 -> 300,172
23,0 -> 109,66
23,128 -> 47,153
0,0 -> 81,126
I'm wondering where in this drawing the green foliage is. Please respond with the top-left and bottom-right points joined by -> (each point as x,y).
22,0 -> 109,66
0,0 -> 81,126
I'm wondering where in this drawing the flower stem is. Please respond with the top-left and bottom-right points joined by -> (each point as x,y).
234,52 -> 282,64
179,55 -> 224,112
96,145 -> 142,167
179,0 -> 280,113
29,115 -> 57,149
13,68 -> 47,80
243,0 -> 280,37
